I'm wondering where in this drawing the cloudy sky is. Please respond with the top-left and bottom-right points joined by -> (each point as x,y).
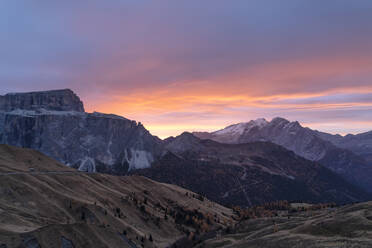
1,0 -> 372,138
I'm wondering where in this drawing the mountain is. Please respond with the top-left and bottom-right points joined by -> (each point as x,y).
194,118 -> 270,145
316,130 -> 372,164
1,90 -> 370,208
199,201 -> 372,248
133,133 -> 370,207
0,89 -> 84,112
0,144 -> 234,248
0,89 -> 163,174
193,118 -> 372,192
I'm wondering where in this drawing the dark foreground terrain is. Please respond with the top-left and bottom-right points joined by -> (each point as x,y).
1,144 -> 372,248
197,201 -> 372,248
0,145 -> 234,248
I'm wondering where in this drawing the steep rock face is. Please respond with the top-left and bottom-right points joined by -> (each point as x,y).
135,133 -> 370,207
193,118 -> 372,192
0,89 -> 84,112
0,90 -> 162,173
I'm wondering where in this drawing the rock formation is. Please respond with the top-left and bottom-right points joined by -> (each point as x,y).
0,89 -> 162,173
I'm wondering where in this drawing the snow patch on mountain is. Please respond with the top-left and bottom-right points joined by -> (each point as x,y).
78,157 -> 96,172
0,89 -> 162,174
124,149 -> 154,170
214,118 -> 268,135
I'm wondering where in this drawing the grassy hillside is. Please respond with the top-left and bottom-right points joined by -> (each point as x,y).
0,145 -> 235,248
197,201 -> 372,248
0,144 -> 74,173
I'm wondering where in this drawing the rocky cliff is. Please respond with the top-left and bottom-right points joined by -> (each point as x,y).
0,89 -> 162,173
0,89 -> 84,112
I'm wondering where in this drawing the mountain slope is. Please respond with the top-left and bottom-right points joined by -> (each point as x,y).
317,130 -> 372,164
193,118 -> 372,192
199,201 -> 372,248
0,89 -> 163,173
134,133 -> 370,207
0,144 -> 234,248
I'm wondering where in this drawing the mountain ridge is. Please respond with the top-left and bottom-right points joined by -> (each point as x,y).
193,117 -> 372,192
1,89 -> 371,207
134,132 -> 371,207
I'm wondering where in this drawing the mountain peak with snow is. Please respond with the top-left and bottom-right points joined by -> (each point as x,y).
213,118 -> 269,136
193,117 -> 372,192
252,118 -> 269,127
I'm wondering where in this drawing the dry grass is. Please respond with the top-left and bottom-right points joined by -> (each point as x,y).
0,145 -> 234,248
0,144 -> 73,173
198,202 -> 372,248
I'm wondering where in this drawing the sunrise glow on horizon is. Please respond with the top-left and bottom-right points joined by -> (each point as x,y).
1,1 -> 372,138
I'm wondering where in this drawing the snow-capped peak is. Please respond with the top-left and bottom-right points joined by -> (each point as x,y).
252,118 -> 269,127
213,118 -> 268,135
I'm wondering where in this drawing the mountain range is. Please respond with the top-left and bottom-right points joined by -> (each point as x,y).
0,89 -> 371,207
134,132 -> 369,206
193,118 -> 372,192
1,144 -> 371,248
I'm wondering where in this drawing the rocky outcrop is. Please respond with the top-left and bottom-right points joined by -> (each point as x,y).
21,236 -> 41,248
0,89 -> 162,173
0,89 -> 84,112
61,237 -> 75,248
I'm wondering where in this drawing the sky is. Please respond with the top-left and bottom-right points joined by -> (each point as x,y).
1,0 -> 372,138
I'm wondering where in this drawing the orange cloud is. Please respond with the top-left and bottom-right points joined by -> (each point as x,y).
84,54 -> 372,138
